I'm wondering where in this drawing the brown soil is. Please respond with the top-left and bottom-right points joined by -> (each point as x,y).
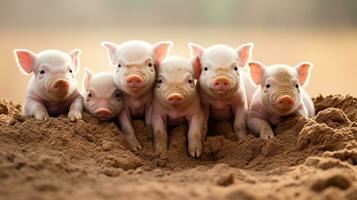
0,95 -> 356,200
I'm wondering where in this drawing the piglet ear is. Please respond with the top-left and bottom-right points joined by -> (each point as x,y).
83,67 -> 93,91
237,43 -> 254,67
69,49 -> 81,74
295,62 -> 313,87
188,42 -> 204,59
101,41 -> 118,66
192,56 -> 202,79
153,41 -> 173,66
248,61 -> 265,86
13,49 -> 36,75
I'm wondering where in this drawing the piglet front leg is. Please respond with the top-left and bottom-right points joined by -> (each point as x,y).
118,110 -> 142,151
187,113 -> 204,158
247,117 -> 274,139
24,97 -> 49,120
68,95 -> 83,121
233,104 -> 247,140
152,113 -> 168,156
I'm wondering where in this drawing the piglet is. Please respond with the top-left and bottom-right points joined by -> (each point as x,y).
152,56 -> 204,158
82,68 -> 124,121
13,49 -> 83,121
101,40 -> 172,151
188,43 -> 255,140
247,61 -> 315,139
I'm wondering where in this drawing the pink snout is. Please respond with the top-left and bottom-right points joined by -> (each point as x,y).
126,74 -> 145,89
276,95 -> 295,110
166,93 -> 184,106
213,76 -> 230,91
50,80 -> 69,97
94,107 -> 113,119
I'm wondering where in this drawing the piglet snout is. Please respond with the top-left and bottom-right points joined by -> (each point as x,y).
213,76 -> 230,91
50,80 -> 69,96
166,92 -> 184,106
126,74 -> 145,89
94,107 -> 113,119
276,95 -> 294,110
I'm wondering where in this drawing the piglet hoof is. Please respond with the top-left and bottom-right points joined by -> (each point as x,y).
34,111 -> 49,120
126,137 -> 142,151
260,129 -> 275,140
68,111 -> 82,122
188,141 -> 202,159
236,130 -> 247,140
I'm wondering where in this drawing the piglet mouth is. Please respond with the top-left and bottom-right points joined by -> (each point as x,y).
49,79 -> 70,98
94,107 -> 113,120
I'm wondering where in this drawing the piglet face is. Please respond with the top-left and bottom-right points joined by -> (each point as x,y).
155,56 -> 197,108
83,69 -> 124,121
14,49 -> 81,100
189,43 -> 253,98
101,40 -> 172,96
249,62 -> 313,116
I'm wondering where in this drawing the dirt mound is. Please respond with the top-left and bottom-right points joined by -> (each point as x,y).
0,95 -> 356,200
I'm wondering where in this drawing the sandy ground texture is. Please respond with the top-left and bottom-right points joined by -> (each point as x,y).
0,95 -> 357,200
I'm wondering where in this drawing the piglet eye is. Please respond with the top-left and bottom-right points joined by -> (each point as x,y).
204,67 -> 208,71
40,70 -> 45,75
118,64 -> 122,68
234,66 -> 238,71
295,84 -> 299,89
115,92 -> 121,98
69,69 -> 73,73
88,93 -> 92,98
148,62 -> 153,67
188,79 -> 193,84
157,79 -> 163,84
265,84 -> 271,88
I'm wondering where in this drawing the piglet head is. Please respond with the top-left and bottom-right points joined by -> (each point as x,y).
155,56 -> 197,108
101,40 -> 172,97
189,42 -> 253,98
248,61 -> 313,116
14,49 -> 81,100
82,68 -> 124,121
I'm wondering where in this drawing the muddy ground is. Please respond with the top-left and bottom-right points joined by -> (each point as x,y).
0,95 -> 356,200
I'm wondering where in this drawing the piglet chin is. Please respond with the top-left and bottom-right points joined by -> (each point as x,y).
94,107 -> 113,120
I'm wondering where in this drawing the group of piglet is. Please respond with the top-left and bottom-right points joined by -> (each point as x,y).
13,40 -> 315,158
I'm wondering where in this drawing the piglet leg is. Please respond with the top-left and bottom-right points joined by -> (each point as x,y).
247,117 -> 274,139
145,104 -> 153,126
118,110 -> 142,151
233,105 -> 247,140
152,113 -> 168,155
187,113 -> 204,158
68,96 -> 83,121
201,104 -> 209,140
24,97 -> 49,120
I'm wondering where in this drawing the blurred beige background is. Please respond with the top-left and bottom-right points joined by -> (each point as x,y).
1,0 -> 357,104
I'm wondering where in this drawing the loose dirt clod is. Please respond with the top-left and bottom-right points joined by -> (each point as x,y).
0,95 -> 356,200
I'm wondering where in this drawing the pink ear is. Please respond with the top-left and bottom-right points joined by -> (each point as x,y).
69,49 -> 81,74
153,41 -> 173,65
248,61 -> 265,86
101,41 -> 118,65
83,67 -> 93,91
13,49 -> 36,75
192,56 -> 202,79
295,62 -> 313,86
237,43 -> 254,67
188,43 -> 204,59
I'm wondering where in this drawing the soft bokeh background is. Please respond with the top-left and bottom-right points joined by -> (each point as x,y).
1,0 -> 357,103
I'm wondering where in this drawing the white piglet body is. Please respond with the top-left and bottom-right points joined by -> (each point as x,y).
101,40 -> 172,151
189,43 -> 254,139
152,56 -> 204,158
82,69 -> 124,121
247,62 -> 315,139
14,49 -> 83,121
